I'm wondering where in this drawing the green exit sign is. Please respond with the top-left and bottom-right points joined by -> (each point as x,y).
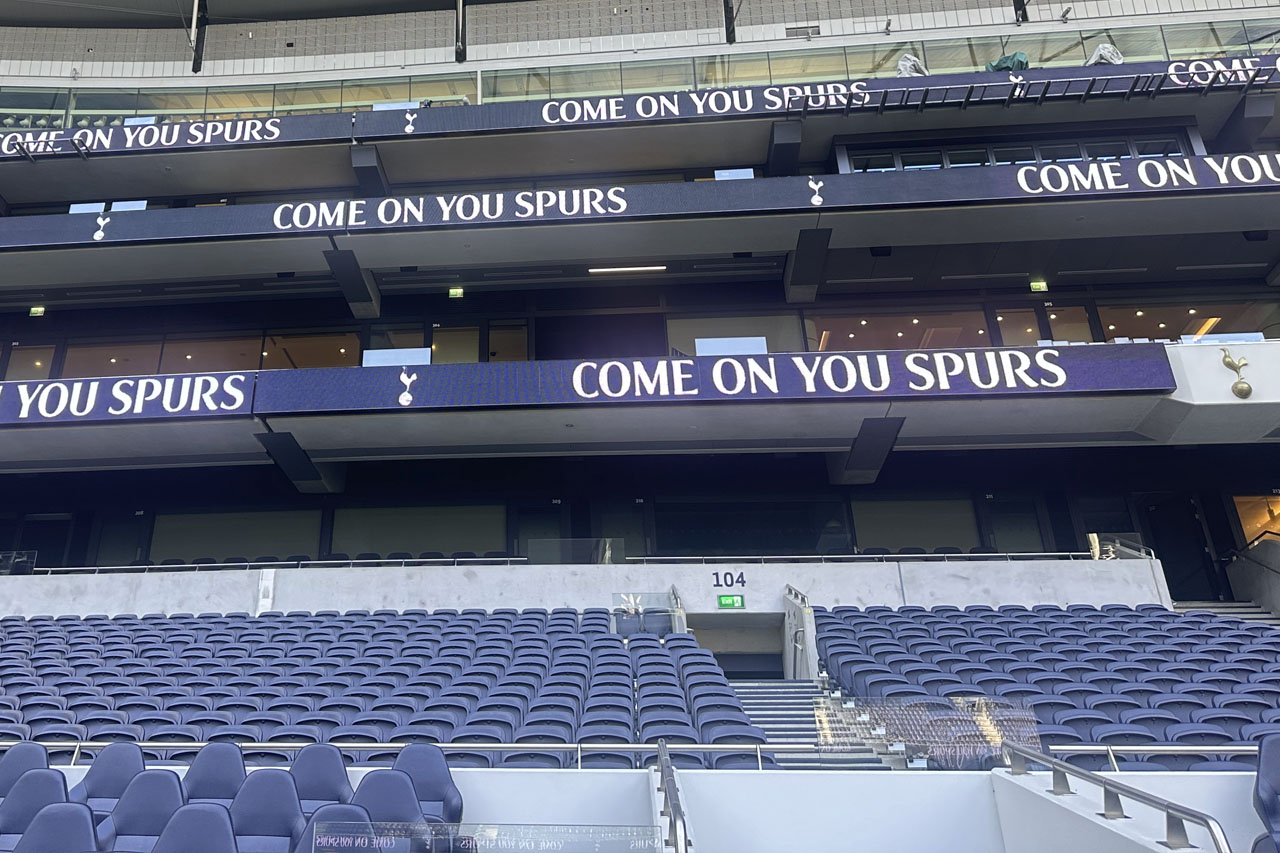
717,594 -> 745,609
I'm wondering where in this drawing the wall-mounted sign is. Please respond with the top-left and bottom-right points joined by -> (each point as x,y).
0,372 -> 254,424
0,55 -> 1274,160
717,594 -> 746,610
1,154 -> 1277,250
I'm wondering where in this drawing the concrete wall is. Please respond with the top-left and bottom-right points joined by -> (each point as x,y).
993,772 -> 1171,853
1227,539 -> 1280,617
0,557 -> 1170,617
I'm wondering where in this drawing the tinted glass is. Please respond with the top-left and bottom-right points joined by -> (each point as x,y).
805,310 -> 988,351
62,341 -> 162,378
5,345 -> 54,381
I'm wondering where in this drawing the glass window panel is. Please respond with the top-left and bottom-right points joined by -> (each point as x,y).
986,497 -> 1045,552
369,326 -> 425,350
1046,306 -> 1094,343
1003,31 -> 1086,67
919,36 -> 1005,76
262,332 -> 360,369
805,310 -> 988,351
69,89 -> 138,128
1040,143 -> 1082,163
1082,26 -> 1167,63
845,42 -> 923,77
947,148 -> 989,168
159,336 -> 263,373
694,53 -> 772,88
272,82 -> 344,115
850,152 -> 896,172
150,511 -> 321,562
5,345 -> 54,381
1134,137 -> 1182,157
1075,495 -> 1136,535
204,86 -> 275,119
900,151 -> 943,171
332,506 -> 506,556
431,327 -> 479,364
1085,140 -> 1130,160
61,341 -> 161,379
655,500 -> 849,556
413,73 -> 477,105
341,77 -> 412,110
995,309 -> 1041,347
488,322 -> 528,362
1235,496 -> 1280,539
481,69 -> 550,103
994,146 -> 1036,165
550,64 -> 623,98
667,314 -> 803,357
0,88 -> 70,130
768,48 -> 848,84
621,59 -> 695,94
851,499 -> 980,552
593,500 -> 648,559
1246,18 -> 1280,55
1098,301 -> 1280,341
136,89 -> 208,122
1162,20 -> 1251,59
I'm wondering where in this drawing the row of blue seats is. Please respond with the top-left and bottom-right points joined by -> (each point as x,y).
0,740 -> 462,852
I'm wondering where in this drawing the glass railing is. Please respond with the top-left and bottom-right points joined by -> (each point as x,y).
0,17 -> 1275,130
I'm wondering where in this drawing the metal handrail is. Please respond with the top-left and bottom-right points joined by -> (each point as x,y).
1003,741 -> 1233,852
656,741 -> 691,853
34,557 -> 531,575
784,584 -> 811,681
1047,742 -> 1260,772
627,552 -> 1093,564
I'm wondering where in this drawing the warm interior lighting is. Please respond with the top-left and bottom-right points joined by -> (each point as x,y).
1135,310 -> 1144,317
587,265 -> 668,274
1158,323 -> 1167,329
896,332 -> 904,337
33,361 -> 42,367
859,320 -> 867,326
1188,308 -> 1197,315
1191,317 -> 1222,339
817,330 -> 830,351
185,354 -> 192,360
109,358 -> 117,363
996,315 -> 1004,322
339,348 -> 346,354
1107,325 -> 1116,331
1049,313 -> 1057,320
1025,328 -> 1033,334
911,319 -> 919,324
977,330 -> 984,335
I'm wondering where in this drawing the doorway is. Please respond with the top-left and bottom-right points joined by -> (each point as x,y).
1139,493 -> 1219,601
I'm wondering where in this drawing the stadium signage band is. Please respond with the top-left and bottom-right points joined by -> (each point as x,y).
0,54 -> 1274,160
0,345 -> 1174,425
0,154 -> 1276,249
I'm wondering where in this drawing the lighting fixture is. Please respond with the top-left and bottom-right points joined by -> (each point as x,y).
912,319 -> 919,325
109,358 -> 117,363
185,354 -> 192,360
848,333 -> 855,338
860,320 -> 867,326
996,315 -> 1004,322
1049,314 -> 1057,319
1107,325 -> 1115,330
1135,311 -> 1144,317
1029,279 -> 1048,292
33,361 -> 42,367
339,348 -> 346,354
1025,328 -> 1033,334
587,265 -> 668,274
1188,308 -> 1197,315
1158,323 -> 1167,329
28,306 -> 44,317
896,332 -> 903,337
448,287 -> 465,298
262,351 -> 269,357
977,330 -> 984,335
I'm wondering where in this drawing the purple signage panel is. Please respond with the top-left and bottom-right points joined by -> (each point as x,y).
253,345 -> 1176,416
0,371 -> 254,425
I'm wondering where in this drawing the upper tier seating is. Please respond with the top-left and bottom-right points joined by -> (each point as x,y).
0,608 -> 763,769
816,604 -> 1280,770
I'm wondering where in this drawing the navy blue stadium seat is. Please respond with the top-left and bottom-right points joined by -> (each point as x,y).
288,744 -> 353,816
0,770 -> 68,852
96,769 -> 186,852
151,805 -> 238,853
183,744 -> 246,810
0,746 -> 47,803
350,770 -> 427,825
289,804 -> 373,853
228,768 -> 306,853
69,742 -> 145,820
11,803 -> 97,853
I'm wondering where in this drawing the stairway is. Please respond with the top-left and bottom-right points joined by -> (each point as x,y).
729,680 -> 886,770
1175,600 -> 1280,628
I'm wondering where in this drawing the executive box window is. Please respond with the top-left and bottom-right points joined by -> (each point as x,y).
805,310 -> 988,351
262,332 -> 361,369
431,327 -> 480,364
369,326 -> 426,352
61,341 -> 162,379
654,500 -> 850,556
4,345 -> 54,381
621,59 -> 696,95
667,314 -> 804,356
1235,496 -> 1280,540
535,314 -> 667,360
331,506 -> 506,557
488,322 -> 529,362
1046,307 -> 1094,343
994,309 -> 1041,347
158,337 -> 263,374
841,135 -> 1186,174
150,511 -> 322,563
1099,300 -> 1280,341
851,499 -> 981,552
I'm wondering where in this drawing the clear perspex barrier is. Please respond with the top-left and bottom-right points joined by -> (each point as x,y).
312,823 -> 664,853
818,696 -> 1042,770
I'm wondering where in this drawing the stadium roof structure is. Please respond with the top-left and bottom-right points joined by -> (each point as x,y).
0,0 -> 463,29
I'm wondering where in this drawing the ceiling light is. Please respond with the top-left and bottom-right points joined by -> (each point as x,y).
860,320 -> 867,326
1049,313 -> 1057,319
185,354 -> 192,360
1107,325 -> 1115,331
109,358 -> 117,363
1158,323 -> 1166,328
1188,308 -> 1197,315
912,319 -> 919,324
1135,310 -> 1144,317
996,315 -> 1004,322
1025,328 -> 1033,334
33,361 -> 42,367
339,348 -> 346,354
977,330 -> 984,335
896,332 -> 903,337
848,333 -> 855,338
587,265 -> 668,274
262,351 -> 268,357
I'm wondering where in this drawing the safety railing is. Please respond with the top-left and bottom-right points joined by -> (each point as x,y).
627,551 -> 1093,564
1004,742 -> 1233,853
1045,742 -> 1260,772
33,556 -> 530,575
784,584 -> 818,681
656,742 -> 692,853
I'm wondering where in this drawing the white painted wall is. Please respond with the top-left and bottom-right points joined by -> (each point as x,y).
1,558 -> 1170,617
993,772 -> 1168,853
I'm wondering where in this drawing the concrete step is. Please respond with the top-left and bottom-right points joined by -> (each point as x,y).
1175,600 -> 1280,626
729,679 -> 888,770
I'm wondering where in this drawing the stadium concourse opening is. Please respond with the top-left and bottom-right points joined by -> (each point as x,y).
1,0 -> 1280,848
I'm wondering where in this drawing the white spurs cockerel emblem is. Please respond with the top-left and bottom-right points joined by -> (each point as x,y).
403,111 -> 418,134
1008,73 -> 1027,98
398,368 -> 418,406
92,215 -> 110,241
807,177 -> 825,206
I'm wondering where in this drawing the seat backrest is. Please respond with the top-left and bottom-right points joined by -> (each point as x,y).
100,769 -> 186,839
392,743 -> 463,821
289,744 -> 353,804
0,745 -> 47,798
288,804 -> 373,853
12,803 -> 97,853
152,804 -> 239,853
229,768 -> 305,838
0,770 -> 66,833
1255,734 -> 1280,837
183,743 -> 246,801
350,770 -> 426,823
69,741 -> 145,801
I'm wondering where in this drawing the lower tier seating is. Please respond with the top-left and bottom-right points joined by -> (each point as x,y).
0,741 -> 458,852
0,609 -> 769,769
817,603 -> 1278,770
